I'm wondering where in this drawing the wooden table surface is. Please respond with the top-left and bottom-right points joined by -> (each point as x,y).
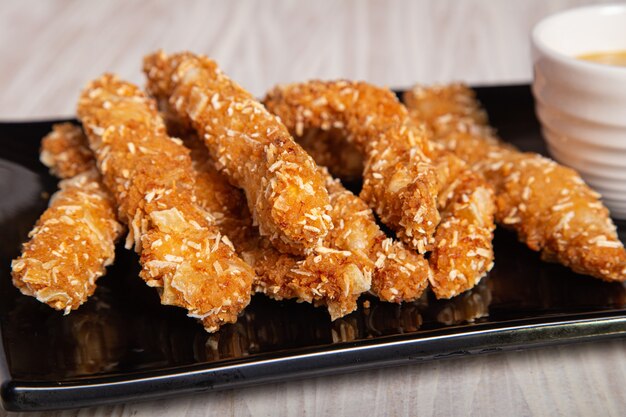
1,0 -> 625,416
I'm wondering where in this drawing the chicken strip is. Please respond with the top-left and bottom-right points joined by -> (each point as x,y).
40,122 -> 95,179
182,134 -> 369,319
183,132 -> 429,308
264,81 -> 496,297
292,129 -> 495,298
429,169 -> 495,298
77,74 -> 255,332
11,123 -> 124,313
11,169 -> 122,313
143,51 -> 331,256
264,80 -> 440,254
323,173 -> 431,302
404,84 -> 626,281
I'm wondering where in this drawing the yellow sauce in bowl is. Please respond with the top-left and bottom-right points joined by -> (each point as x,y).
577,50 -> 626,67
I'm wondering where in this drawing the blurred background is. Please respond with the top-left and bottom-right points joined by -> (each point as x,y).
0,0 -> 613,119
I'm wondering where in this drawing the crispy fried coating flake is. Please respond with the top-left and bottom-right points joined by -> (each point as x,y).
11,169 -> 123,313
184,128 -> 431,309
264,80 -> 440,254
405,84 -> 626,282
143,51 -> 331,256
77,74 -> 255,332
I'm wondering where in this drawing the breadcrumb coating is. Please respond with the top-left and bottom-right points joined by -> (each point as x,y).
264,80 -> 440,253
182,134 -> 370,319
143,51 -> 331,256
40,123 -> 95,178
322,172 -> 431,303
11,169 -> 123,313
183,129 -> 431,310
429,171 -> 495,298
405,84 -> 626,282
264,81 -> 496,298
77,74 -> 255,332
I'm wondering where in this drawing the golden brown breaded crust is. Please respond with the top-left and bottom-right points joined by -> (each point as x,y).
185,125 -> 436,311
11,169 -> 123,312
143,51 -> 331,256
191,151 -> 431,313
429,172 -> 495,298
77,74 -> 255,332
323,173 -> 431,303
264,80 -> 440,254
182,134 -> 369,319
184,128 -> 431,306
289,127 -> 495,299
264,81 -> 497,297
405,84 -> 626,282
403,83 -> 489,128
40,123 -> 96,179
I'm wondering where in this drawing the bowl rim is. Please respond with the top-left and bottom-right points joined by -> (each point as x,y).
531,3 -> 626,76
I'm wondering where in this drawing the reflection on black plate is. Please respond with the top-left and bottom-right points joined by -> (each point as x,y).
1,86 -> 625,411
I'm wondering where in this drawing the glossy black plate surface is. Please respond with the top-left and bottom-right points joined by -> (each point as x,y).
1,85 -> 625,412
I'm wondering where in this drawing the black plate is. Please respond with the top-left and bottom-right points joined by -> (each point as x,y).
1,85 -> 625,412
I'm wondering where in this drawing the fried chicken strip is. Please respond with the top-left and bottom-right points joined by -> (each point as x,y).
264,80 -> 440,253
11,124 -> 123,312
11,173 -> 121,312
323,173 -> 432,302
404,84 -> 626,281
293,129 -> 495,298
297,133 -> 496,298
181,134 -> 368,319
77,74 -> 256,331
264,81 -> 496,297
143,51 -> 331,256
182,132 -> 429,308
40,123 -> 96,179
429,167 -> 495,298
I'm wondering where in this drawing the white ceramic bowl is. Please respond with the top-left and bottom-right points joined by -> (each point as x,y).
531,3 -> 626,219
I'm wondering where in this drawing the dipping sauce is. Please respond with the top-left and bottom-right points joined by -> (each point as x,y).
577,50 -> 626,67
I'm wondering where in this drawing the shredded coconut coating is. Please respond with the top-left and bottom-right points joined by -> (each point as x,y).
183,134 -> 370,319
405,84 -> 626,282
143,51 -> 331,256
264,81 -> 496,297
11,169 -> 123,313
77,74 -> 255,332
40,123 -> 96,178
429,171 -> 496,298
282,127 -> 495,299
263,80 -> 440,254
186,130 -> 430,306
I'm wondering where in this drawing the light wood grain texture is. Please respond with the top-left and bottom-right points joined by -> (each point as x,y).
1,0 -> 625,416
